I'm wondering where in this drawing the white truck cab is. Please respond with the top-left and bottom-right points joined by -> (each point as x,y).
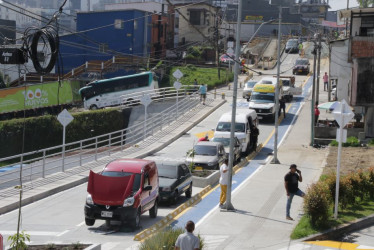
213,109 -> 258,155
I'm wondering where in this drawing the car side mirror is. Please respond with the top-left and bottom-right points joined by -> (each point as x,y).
144,185 -> 152,191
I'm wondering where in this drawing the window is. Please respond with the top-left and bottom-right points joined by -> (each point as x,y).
143,174 -> 150,187
114,19 -> 124,29
190,10 -> 201,25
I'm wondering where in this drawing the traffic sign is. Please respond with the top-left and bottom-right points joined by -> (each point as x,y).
140,94 -> 152,107
57,109 -> 74,127
173,81 -> 182,90
332,100 -> 354,128
227,41 -> 234,48
172,69 -> 183,79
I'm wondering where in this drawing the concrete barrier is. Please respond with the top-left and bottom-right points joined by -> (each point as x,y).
192,170 -> 220,188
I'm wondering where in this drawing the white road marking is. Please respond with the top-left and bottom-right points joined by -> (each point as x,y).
56,230 -> 69,237
76,221 -> 85,227
357,245 -> 374,249
278,243 -> 312,250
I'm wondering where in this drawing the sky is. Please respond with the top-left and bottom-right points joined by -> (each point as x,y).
329,0 -> 359,11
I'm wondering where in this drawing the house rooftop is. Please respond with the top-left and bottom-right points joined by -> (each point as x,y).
339,7 -> 374,19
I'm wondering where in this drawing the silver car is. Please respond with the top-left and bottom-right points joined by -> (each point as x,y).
212,136 -> 242,164
185,141 -> 226,170
243,80 -> 257,101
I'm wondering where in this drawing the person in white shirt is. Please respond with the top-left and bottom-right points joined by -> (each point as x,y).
175,220 -> 200,250
219,158 -> 229,207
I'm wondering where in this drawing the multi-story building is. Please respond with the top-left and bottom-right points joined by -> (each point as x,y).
329,7 -> 374,137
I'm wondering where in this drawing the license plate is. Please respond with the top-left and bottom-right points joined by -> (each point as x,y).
258,116 -> 263,119
101,211 -> 113,218
298,70 -> 302,72
195,166 -> 203,170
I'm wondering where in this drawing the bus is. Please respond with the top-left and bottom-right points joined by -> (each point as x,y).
79,71 -> 159,110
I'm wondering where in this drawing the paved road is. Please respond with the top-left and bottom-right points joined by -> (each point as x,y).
0,52 -> 309,249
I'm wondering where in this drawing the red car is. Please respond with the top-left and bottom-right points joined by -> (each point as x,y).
84,159 -> 159,229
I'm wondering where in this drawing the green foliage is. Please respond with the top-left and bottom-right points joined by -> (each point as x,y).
46,243 -> 56,249
8,230 -> 30,250
330,136 -> 360,147
139,227 -> 204,250
0,108 -> 130,159
303,182 -> 331,226
290,216 -> 319,239
357,0 -> 374,8
368,138 -> 374,146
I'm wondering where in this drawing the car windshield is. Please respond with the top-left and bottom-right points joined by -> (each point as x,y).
194,145 -> 217,156
295,60 -> 308,65
101,172 -> 141,193
251,92 -> 275,103
216,122 -> 246,132
246,81 -> 256,88
158,165 -> 177,179
212,137 -> 230,146
287,40 -> 298,46
282,80 -> 290,86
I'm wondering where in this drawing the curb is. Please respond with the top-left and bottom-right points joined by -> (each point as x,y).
301,214 -> 374,242
133,185 -> 212,241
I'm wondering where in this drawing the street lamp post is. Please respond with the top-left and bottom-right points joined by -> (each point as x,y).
311,38 -> 317,146
271,4 -> 282,164
223,0 -> 243,211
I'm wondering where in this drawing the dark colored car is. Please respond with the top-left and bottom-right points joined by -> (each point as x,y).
185,141 -> 227,170
292,58 -> 310,75
285,39 -> 299,53
157,162 -> 193,204
84,159 -> 159,229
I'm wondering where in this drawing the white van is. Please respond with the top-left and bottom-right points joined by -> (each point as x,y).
213,109 -> 259,155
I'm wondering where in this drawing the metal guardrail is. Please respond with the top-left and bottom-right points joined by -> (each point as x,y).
0,86 -> 207,189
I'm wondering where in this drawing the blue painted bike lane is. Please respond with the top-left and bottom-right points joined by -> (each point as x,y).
171,76 -> 314,228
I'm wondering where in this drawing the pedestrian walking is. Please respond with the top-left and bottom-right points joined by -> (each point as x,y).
279,96 -> 286,118
219,158 -> 229,208
198,84 -> 207,105
314,105 -> 320,126
323,72 -> 328,91
175,220 -> 200,250
284,164 -> 305,221
298,43 -> 303,56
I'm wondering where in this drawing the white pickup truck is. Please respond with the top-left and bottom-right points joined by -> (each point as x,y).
278,76 -> 302,102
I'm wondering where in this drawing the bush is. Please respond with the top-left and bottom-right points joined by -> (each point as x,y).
330,136 -> 360,147
139,227 -> 204,250
368,167 -> 374,199
0,108 -> 131,159
369,139 -> 374,146
303,182 -> 331,227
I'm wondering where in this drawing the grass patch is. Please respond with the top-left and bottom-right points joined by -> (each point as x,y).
291,199 -> 374,239
161,65 -> 234,89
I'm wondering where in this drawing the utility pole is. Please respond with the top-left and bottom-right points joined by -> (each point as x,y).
272,4 -> 282,164
345,0 -> 349,38
216,10 -> 221,79
224,0 -> 243,212
316,33 -> 322,105
311,38 -> 317,146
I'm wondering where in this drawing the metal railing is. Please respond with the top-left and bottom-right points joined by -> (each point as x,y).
0,87 -> 205,190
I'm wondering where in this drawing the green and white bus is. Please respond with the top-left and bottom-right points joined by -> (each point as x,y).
79,71 -> 159,110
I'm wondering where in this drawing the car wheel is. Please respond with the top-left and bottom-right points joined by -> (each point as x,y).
131,208 -> 141,229
89,105 -> 98,110
149,200 -> 158,218
105,220 -> 111,228
185,184 -> 192,198
172,191 -> 179,204
85,218 -> 95,226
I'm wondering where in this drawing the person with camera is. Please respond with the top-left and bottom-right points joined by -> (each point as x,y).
284,164 -> 305,221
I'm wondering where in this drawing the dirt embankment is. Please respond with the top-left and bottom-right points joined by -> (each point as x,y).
323,146 -> 374,176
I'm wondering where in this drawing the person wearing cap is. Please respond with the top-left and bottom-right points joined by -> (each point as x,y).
284,164 -> 305,220
175,220 -> 200,250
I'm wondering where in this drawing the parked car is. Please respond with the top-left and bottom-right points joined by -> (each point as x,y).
84,159 -> 159,229
243,80 -> 257,101
220,54 -> 235,64
185,141 -> 226,170
211,136 -> 242,163
157,162 -> 193,204
292,58 -> 310,75
285,39 -> 299,53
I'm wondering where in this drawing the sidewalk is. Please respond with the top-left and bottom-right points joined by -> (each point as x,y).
0,97 -> 226,215
191,62 -> 332,249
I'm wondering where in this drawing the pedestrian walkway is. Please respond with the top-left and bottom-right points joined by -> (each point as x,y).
0,97 -> 226,215
170,71 -> 332,249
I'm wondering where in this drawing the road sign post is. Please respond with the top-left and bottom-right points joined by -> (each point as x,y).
140,94 -> 152,140
332,99 -> 354,219
57,109 -> 74,172
173,69 -> 184,118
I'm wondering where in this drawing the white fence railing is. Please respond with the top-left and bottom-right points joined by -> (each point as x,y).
0,86 -> 208,190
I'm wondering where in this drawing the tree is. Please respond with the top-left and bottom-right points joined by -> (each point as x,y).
357,0 -> 374,8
